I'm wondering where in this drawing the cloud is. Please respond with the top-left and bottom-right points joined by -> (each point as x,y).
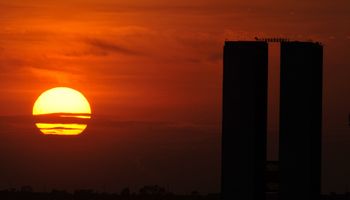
63,49 -> 108,57
0,57 -> 27,73
84,38 -> 143,56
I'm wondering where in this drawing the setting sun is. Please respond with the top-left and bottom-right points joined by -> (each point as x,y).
33,87 -> 91,135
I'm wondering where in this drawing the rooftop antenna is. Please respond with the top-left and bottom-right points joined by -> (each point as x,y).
254,37 -> 290,43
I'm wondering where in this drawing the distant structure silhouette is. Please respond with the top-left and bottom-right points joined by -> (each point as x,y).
222,40 -> 323,200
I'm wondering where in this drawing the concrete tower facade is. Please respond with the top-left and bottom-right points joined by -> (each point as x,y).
222,41 -> 323,200
222,41 -> 268,200
279,42 -> 323,200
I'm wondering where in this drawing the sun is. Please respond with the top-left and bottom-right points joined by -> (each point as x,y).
33,87 -> 91,135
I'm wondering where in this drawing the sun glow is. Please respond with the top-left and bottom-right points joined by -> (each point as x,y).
33,87 -> 91,135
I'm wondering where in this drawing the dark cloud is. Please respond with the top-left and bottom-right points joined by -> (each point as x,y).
0,57 -> 27,73
91,4 -> 238,15
0,55 -> 81,75
63,49 -> 108,57
85,38 -> 143,56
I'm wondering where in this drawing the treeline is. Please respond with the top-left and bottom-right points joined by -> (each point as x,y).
0,185 -> 220,200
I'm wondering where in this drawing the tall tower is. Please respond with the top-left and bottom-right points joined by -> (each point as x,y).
222,41 -> 268,200
279,42 -> 323,200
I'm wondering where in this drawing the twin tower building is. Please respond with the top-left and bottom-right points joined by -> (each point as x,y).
222,41 -> 323,200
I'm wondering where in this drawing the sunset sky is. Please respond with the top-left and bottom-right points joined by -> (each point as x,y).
0,0 -> 349,194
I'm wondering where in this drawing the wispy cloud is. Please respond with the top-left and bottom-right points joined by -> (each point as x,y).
84,38 -> 143,56
63,49 -> 108,57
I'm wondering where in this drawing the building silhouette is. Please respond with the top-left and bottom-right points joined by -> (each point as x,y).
222,41 -> 268,200
222,41 -> 323,200
279,42 -> 323,200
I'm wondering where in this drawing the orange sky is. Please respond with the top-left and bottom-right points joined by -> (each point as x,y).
1,0 -> 349,121
0,0 -> 349,194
